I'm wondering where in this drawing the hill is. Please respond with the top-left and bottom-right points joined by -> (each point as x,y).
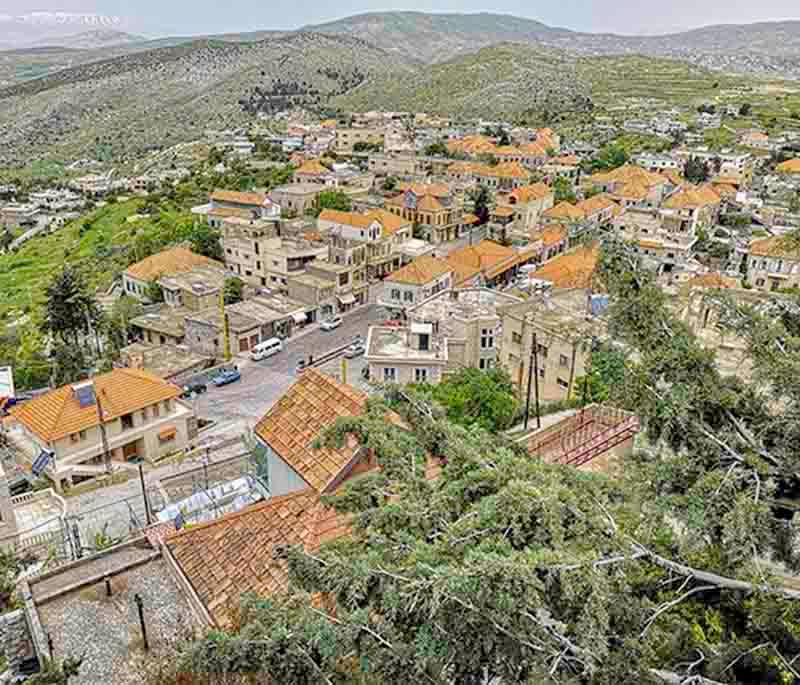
308,12 -> 573,64
309,12 -> 800,77
28,29 -> 145,50
0,32 -> 411,166
335,43 -> 591,121
0,12 -> 134,50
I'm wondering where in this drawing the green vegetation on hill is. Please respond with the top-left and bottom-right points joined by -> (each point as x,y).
336,43 -> 592,124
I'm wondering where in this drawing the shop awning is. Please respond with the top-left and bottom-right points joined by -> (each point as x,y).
338,293 -> 357,305
291,311 -> 307,324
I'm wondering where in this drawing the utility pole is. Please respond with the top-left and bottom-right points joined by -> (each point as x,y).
95,387 -> 112,475
532,332 -> 541,430
219,287 -> 231,362
138,463 -> 151,526
524,331 -> 542,431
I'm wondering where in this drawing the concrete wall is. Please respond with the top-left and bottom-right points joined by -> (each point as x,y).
0,609 -> 35,676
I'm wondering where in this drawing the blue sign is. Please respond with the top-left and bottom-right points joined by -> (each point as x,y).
31,449 -> 54,476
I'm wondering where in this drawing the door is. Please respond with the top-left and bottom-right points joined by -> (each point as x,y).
123,442 -> 139,461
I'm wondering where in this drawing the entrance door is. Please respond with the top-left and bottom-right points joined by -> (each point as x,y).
123,442 -> 139,461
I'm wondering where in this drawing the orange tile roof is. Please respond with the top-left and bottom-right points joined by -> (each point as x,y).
661,170 -> 684,186
417,194 -> 445,212
551,155 -> 579,166
125,246 -> 219,282
211,190 -> 270,206
637,239 -> 664,250
446,240 -> 516,284
589,165 -> 666,189
612,181 -> 649,201
539,225 -> 567,247
544,201 -> 585,221
319,209 -> 375,230
167,489 -> 351,627
254,369 -> 369,494
480,161 -> 530,179
295,159 -> 329,176
367,208 -> 410,235
207,206 -> 257,220
385,255 -> 452,285
463,213 -> 480,224
11,369 -> 181,443
446,135 -> 497,155
662,184 -> 721,210
713,183 -> 738,197
749,235 -> 800,258
510,183 -> 553,204
492,206 -> 515,218
447,161 -> 482,175
518,141 -> 549,157
577,193 -> 619,216
777,159 -> 800,175
532,245 -> 601,290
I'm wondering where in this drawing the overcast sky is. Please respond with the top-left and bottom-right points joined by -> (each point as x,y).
5,0 -> 800,37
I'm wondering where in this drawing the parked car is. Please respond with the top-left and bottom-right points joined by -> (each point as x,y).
344,341 -> 366,358
250,337 -> 283,361
382,319 -> 403,327
211,368 -> 241,387
295,358 -> 309,374
320,316 -> 343,331
180,381 -> 207,399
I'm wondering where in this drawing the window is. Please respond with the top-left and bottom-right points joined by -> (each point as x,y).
70,433 -> 80,444
414,368 -> 428,383
537,344 -> 548,358
403,291 -> 414,302
559,354 -> 570,368
418,333 -> 430,351
383,367 -> 397,382
152,403 -> 160,418
121,413 -> 134,430
79,430 -> 87,441
479,358 -> 494,370
142,407 -> 149,421
164,400 -> 172,413
512,332 -> 522,345
557,378 -> 570,391
755,278 -> 765,287
391,288 -> 401,300
481,328 -> 495,349
539,368 -> 545,379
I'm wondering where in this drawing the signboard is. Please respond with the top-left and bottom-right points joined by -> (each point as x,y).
0,366 -> 14,400
31,449 -> 54,477
404,190 -> 417,210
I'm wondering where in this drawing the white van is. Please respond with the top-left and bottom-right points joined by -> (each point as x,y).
250,337 -> 284,361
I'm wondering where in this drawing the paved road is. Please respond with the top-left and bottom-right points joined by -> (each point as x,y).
198,304 -> 381,434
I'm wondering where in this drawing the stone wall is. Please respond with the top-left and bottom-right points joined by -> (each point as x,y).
0,609 -> 34,677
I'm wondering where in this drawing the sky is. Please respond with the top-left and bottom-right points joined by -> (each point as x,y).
4,0 -> 800,37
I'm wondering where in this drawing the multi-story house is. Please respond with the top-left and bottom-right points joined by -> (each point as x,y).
335,127 -> 384,154
659,184 -> 721,239
446,240 -> 520,288
317,208 -> 413,280
0,203 -> 39,229
745,235 -> 800,291
123,246 -> 225,303
474,162 -> 533,191
498,289 -> 605,403
384,183 -> 467,244
8,371 -> 193,492
209,190 -> 281,220
366,322 -> 449,385
588,165 -> 670,207
226,234 -> 328,290
28,189 -> 83,211
380,255 -> 453,311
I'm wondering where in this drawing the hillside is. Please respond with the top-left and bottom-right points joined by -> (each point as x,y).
0,32 -> 411,166
310,12 -> 800,77
335,43 -> 591,122
308,12 -> 573,64
28,29 -> 145,50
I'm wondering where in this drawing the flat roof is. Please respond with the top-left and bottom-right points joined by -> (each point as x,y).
366,326 -> 448,363
130,307 -> 190,338
410,288 -> 522,333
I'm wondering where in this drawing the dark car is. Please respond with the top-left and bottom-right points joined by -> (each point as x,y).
180,382 -> 207,399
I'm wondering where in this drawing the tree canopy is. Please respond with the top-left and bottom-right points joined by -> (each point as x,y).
591,144 -> 630,172
315,190 -> 353,217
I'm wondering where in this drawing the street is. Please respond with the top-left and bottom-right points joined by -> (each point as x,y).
196,303 -> 380,435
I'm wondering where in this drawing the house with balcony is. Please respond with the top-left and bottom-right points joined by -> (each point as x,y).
248,237 -> 329,291
495,183 -> 555,232
317,208 -> 413,280
209,190 -> 281,220
379,255 -> 453,312
384,183 -> 466,244
745,235 -> 800,292
659,184 -> 721,240
8,371 -> 193,491
446,240 -> 520,288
